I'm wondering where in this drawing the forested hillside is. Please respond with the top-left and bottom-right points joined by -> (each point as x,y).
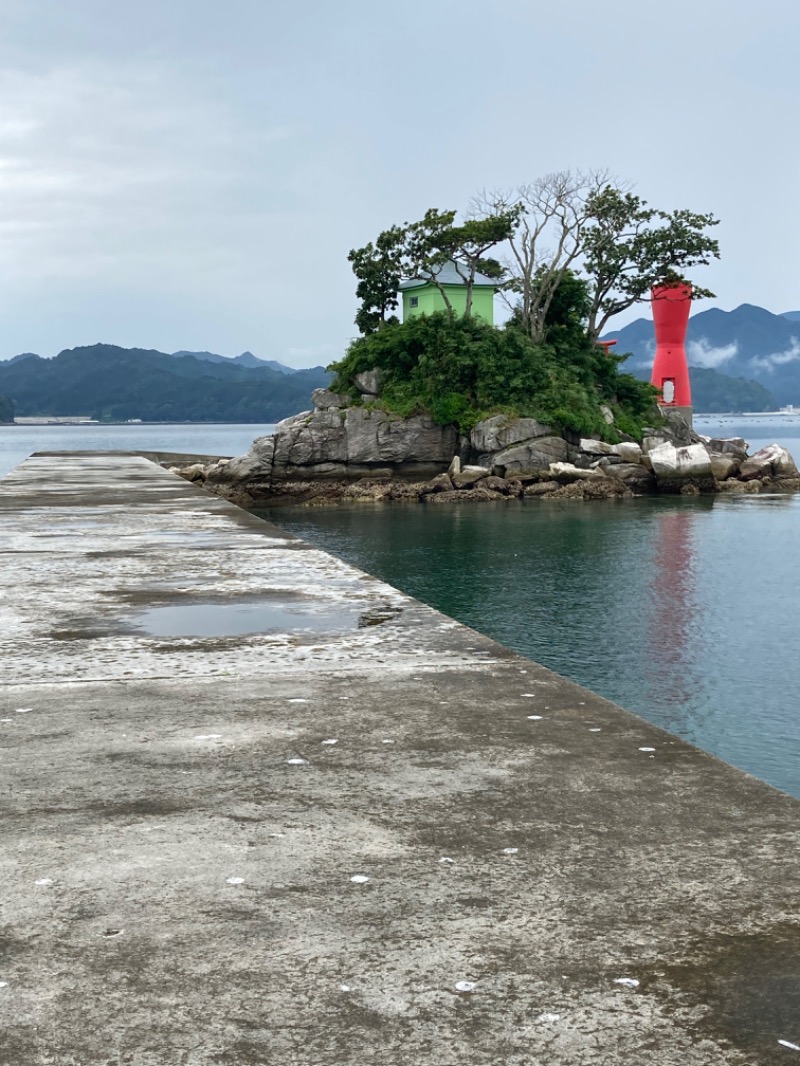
0,345 -> 329,422
604,304 -> 800,408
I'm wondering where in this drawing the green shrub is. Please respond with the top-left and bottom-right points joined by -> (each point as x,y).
329,309 -> 659,441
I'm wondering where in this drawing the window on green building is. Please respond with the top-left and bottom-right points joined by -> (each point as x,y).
409,296 -> 419,308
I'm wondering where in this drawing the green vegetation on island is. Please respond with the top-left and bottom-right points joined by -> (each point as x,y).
0,393 -> 14,424
331,173 -> 720,439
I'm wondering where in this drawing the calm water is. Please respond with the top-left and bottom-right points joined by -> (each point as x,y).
0,423 -> 276,478
260,414 -> 800,800
3,416 -> 800,798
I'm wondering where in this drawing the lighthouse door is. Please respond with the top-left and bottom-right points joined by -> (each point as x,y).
661,378 -> 676,404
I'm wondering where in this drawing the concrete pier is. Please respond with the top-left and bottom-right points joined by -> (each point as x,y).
1,454 -> 798,1065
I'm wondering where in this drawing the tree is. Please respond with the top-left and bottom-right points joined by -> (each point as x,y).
581,186 -> 720,341
402,208 -> 517,317
349,208 -> 517,332
347,225 -> 406,335
473,170 -> 609,344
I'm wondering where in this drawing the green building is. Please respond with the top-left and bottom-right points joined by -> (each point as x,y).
400,260 -> 498,325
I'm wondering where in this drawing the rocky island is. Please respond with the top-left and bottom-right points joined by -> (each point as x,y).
175,189 -> 797,506
177,378 -> 800,507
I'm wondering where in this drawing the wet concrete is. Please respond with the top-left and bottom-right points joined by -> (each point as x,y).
1,453 -> 799,1065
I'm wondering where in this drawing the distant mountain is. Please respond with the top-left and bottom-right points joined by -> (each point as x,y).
169,349 -> 304,372
604,303 -> 800,408
0,344 -> 330,423
686,367 -> 776,414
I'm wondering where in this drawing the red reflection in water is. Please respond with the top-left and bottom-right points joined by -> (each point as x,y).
647,509 -> 699,710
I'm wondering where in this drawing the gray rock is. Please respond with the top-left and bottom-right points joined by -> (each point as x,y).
709,453 -> 739,481
344,408 -> 457,465
250,435 -> 278,463
549,462 -> 605,481
352,368 -> 384,397
311,388 -> 349,410
420,473 -> 453,495
452,467 -> 490,489
739,444 -> 799,480
476,475 -> 513,494
603,462 -> 657,487
492,436 -> 569,476
273,411 -> 312,434
579,438 -> 614,456
176,463 -> 208,482
206,453 -> 269,484
703,436 -> 748,459
273,409 -> 348,470
611,442 -> 643,463
470,415 -> 552,454
448,455 -> 462,477
600,405 -> 614,425
648,442 -> 713,479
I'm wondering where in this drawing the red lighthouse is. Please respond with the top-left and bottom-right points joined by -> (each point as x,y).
650,282 -> 693,425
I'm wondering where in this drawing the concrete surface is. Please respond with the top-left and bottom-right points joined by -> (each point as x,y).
1,453 -> 799,1066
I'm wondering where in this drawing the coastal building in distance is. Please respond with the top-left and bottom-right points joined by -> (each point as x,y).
400,260 -> 498,325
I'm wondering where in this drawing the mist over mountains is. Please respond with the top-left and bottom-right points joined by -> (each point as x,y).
0,345 -> 330,423
604,304 -> 800,410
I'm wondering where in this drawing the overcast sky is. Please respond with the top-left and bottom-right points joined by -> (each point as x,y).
0,0 -> 797,366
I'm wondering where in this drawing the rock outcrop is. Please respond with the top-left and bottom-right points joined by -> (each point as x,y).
175,382 -> 800,506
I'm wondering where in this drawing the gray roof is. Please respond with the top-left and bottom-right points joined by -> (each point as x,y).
399,259 -> 499,290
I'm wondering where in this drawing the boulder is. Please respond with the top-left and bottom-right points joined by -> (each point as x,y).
176,463 -> 207,482
470,415 -> 552,454
549,462 -> 605,481
311,388 -> 349,410
648,442 -> 713,480
448,455 -> 461,477
492,436 -> 569,477
476,475 -> 514,494
419,473 -> 453,495
611,442 -> 643,463
453,467 -> 491,488
352,368 -> 384,397
600,405 -> 614,425
205,452 -> 269,484
709,453 -> 739,481
579,438 -> 614,456
703,436 -> 748,460
739,444 -> 799,480
601,462 -> 657,490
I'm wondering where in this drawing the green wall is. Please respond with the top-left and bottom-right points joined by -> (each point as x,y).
402,283 -> 495,325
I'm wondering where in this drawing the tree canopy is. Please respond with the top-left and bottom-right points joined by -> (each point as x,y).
330,273 -> 658,441
336,175 -> 719,441
348,175 -> 720,345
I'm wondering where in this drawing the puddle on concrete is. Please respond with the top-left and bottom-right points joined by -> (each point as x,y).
129,600 -> 365,638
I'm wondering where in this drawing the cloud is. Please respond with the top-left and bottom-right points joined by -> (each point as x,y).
0,62 -> 295,286
686,338 -> 738,369
749,339 -> 800,373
